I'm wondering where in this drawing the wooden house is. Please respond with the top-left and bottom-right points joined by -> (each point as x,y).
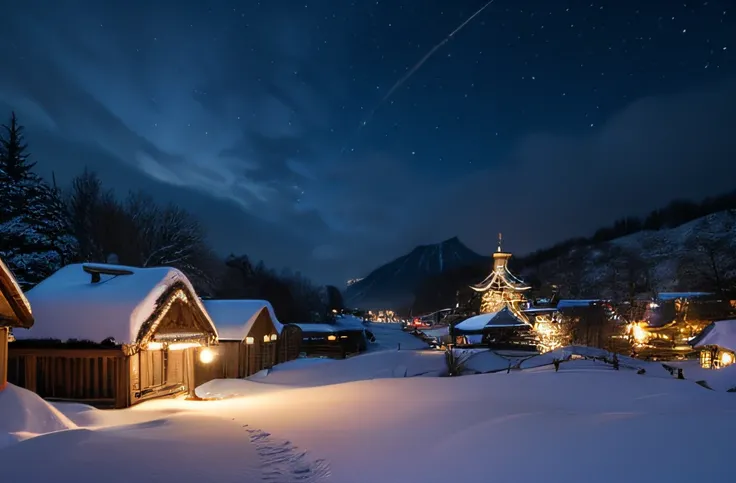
196,299 -> 300,383
8,263 -> 218,408
0,257 -> 34,391
293,322 -> 368,359
690,319 -> 736,369
453,307 -> 536,350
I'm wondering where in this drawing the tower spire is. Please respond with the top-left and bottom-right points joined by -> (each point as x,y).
497,232 -> 503,253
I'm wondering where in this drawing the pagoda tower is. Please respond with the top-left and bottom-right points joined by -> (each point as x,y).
469,233 -> 531,321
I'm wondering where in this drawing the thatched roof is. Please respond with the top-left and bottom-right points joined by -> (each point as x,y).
0,257 -> 33,328
14,263 -> 217,353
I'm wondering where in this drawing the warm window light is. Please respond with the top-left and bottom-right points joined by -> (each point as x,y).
245,336 -> 254,345
263,334 -> 270,343
327,335 -> 337,341
721,352 -> 734,366
147,342 -> 164,350
270,334 -> 277,341
199,348 -> 215,364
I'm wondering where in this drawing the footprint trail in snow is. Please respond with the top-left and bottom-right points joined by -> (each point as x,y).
243,425 -> 331,482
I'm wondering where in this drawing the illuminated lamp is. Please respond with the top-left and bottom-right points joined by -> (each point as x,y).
327,335 -> 337,341
199,348 -> 215,364
263,334 -> 270,343
245,336 -> 254,345
721,352 -> 734,366
270,334 -> 277,341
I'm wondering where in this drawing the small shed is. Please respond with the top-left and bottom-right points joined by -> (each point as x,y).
293,322 -> 367,359
691,320 -> 736,369
9,263 -> 218,408
454,307 -> 535,349
0,257 -> 34,391
198,299 -> 299,382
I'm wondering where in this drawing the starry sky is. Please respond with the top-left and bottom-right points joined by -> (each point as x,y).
0,0 -> 735,286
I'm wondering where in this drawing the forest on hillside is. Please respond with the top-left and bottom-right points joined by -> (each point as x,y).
412,196 -> 736,315
0,112 -> 344,323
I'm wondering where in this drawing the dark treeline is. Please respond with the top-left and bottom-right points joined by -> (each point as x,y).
518,194 -> 736,269
0,112 -> 343,323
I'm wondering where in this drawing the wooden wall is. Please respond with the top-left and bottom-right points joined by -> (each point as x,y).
277,325 -> 302,363
129,347 -> 189,405
7,347 -> 129,408
0,327 -> 7,390
194,339 -> 278,387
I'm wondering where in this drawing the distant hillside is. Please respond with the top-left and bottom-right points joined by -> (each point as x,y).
344,237 -> 485,310
536,209 -> 736,299
412,210 -> 736,313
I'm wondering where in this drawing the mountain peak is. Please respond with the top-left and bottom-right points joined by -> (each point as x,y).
345,237 -> 486,309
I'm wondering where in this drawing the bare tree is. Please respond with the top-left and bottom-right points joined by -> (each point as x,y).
679,211 -> 736,293
125,191 -> 217,292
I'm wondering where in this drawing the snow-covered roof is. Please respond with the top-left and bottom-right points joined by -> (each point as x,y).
292,323 -> 340,333
470,255 -> 531,293
557,299 -> 604,309
202,299 -> 283,341
0,257 -> 33,328
455,308 -> 529,333
692,320 -> 736,350
657,292 -> 713,301
523,307 -> 558,314
455,311 -> 501,332
14,263 -> 217,347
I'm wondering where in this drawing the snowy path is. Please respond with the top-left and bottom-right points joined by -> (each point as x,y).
365,322 -> 428,352
0,405 -> 330,483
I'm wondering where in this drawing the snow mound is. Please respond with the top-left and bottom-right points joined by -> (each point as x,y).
0,384 -> 76,448
271,358 -> 335,372
519,346 -> 674,377
257,350 -> 446,387
196,379 -> 288,399
668,361 -> 736,391
464,350 -> 515,373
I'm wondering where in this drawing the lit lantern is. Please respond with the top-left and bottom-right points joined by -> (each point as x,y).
199,348 -> 215,364
721,351 -> 734,366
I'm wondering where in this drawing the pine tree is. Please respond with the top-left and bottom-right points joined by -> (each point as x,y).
0,112 -> 78,288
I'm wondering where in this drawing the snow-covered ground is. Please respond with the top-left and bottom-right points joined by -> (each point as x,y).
2,325 -> 735,482
363,322 -> 429,351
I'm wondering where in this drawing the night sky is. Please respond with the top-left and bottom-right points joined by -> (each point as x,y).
1,1 -> 735,285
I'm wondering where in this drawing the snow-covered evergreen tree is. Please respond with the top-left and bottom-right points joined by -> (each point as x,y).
0,112 -> 78,288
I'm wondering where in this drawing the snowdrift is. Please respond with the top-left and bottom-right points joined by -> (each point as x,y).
258,350 -> 446,387
0,384 -> 76,448
196,350 -> 446,399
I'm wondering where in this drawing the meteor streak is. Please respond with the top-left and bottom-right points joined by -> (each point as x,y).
340,0 -> 497,154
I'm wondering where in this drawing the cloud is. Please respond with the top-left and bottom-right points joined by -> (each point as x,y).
433,79 -> 736,256
0,1 -> 734,287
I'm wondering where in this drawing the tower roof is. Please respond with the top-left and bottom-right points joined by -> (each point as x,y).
470,234 -> 530,293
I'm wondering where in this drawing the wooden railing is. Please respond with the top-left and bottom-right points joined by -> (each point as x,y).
7,347 -> 129,408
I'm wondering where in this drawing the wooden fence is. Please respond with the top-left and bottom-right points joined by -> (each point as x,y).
7,347 -> 129,408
